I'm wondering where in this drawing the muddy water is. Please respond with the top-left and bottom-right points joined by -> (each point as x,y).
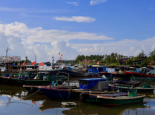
0,85 -> 155,115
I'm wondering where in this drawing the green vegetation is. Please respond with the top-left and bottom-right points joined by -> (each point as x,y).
21,56 -> 31,63
75,49 -> 155,66
25,56 -> 31,63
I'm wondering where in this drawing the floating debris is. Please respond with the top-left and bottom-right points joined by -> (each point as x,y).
61,102 -> 77,107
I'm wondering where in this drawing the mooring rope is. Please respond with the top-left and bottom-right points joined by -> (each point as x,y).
22,89 -> 41,99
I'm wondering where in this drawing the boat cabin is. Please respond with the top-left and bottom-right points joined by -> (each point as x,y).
88,67 -> 99,74
78,78 -> 107,89
140,67 -> 155,75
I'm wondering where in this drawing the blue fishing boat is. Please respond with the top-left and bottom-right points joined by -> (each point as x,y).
39,86 -> 76,99
71,78 -> 108,99
39,78 -> 107,99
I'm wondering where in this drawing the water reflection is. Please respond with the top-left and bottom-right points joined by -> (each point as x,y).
0,85 -> 154,115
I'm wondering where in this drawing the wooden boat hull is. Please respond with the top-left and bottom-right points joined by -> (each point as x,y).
39,86 -> 74,99
0,77 -> 13,85
71,89 -> 117,101
71,89 -> 90,100
62,70 -> 86,77
114,73 -> 131,81
125,72 -> 155,81
0,77 -> 51,86
86,94 -> 145,106
116,86 -> 155,93
23,85 -> 43,93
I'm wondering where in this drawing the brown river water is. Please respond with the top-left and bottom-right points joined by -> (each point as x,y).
0,85 -> 155,115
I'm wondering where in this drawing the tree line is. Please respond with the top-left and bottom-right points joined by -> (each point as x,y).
75,49 -> 155,66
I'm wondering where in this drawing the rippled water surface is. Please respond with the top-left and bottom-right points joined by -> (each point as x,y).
0,85 -> 155,115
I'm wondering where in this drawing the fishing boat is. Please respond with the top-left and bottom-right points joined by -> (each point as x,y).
86,93 -> 145,106
125,67 -> 155,81
100,72 -> 116,80
0,72 -> 53,86
86,80 -> 146,106
114,66 -> 155,81
23,72 -> 69,93
0,71 -> 37,85
115,81 -> 155,93
39,85 -> 77,99
71,78 -> 113,100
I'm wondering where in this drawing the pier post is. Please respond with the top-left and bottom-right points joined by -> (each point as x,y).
12,71 -> 14,78
0,68 -> 1,76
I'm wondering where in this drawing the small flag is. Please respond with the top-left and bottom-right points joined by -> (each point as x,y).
150,60 -> 152,66
97,62 -> 99,65
23,62 -> 25,66
60,57 -> 62,60
39,62 -> 44,66
32,61 -> 36,65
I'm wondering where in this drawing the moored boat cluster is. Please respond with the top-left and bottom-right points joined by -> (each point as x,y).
0,64 -> 155,106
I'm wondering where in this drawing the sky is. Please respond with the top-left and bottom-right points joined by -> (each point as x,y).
0,0 -> 155,62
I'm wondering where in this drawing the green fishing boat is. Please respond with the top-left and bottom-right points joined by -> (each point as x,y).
23,74 -> 68,93
115,82 -> 155,93
86,89 -> 145,106
87,93 -> 145,106
0,69 -> 68,87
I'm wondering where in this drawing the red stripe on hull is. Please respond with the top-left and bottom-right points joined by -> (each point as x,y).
125,71 -> 155,78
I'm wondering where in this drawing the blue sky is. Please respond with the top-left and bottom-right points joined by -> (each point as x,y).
0,0 -> 155,61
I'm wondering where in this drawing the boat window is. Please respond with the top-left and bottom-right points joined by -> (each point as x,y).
80,80 -> 88,85
84,81 -> 86,85
80,80 -> 83,85
147,69 -> 150,72
85,81 -> 88,85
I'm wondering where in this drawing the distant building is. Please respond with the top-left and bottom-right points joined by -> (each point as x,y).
0,56 -> 21,63
129,56 -> 134,59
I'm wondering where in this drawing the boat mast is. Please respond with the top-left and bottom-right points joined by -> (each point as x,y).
34,52 -> 37,72
5,47 -> 10,70
34,52 -> 37,63
52,56 -> 54,68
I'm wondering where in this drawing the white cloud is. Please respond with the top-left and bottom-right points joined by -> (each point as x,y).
0,7 -> 24,12
152,44 -> 155,50
129,46 -> 134,52
74,37 -> 155,56
90,0 -> 107,5
0,6 -> 62,13
0,22 -> 155,62
54,16 -> 96,23
134,50 -> 141,56
67,2 -> 79,6
0,22 -> 112,61
0,22 -> 112,45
